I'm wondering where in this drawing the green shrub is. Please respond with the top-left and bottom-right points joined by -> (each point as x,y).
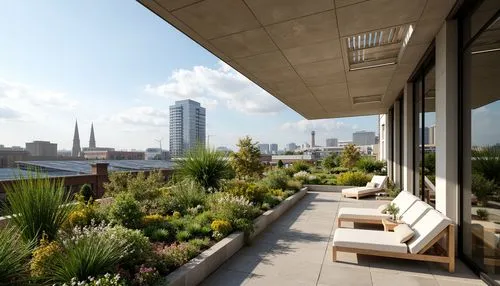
263,194 -> 281,208
67,198 -> 103,229
208,193 -> 260,234
4,172 -> 74,242
80,184 -> 94,203
194,211 -> 215,226
322,153 -> 338,170
472,146 -> 500,184
0,227 -> 33,285
261,169 -> 289,190
142,214 -> 167,228
108,193 -> 144,229
133,265 -> 160,286
148,228 -> 171,242
277,160 -> 284,168
176,230 -> 192,242
336,171 -> 371,186
476,208 -> 490,220
163,180 -> 207,214
230,136 -> 264,180
189,237 -> 212,250
356,157 -> 385,173
105,226 -> 151,269
158,242 -> 200,272
225,180 -> 268,204
286,179 -> 302,191
43,224 -> 130,283
210,220 -> 232,240
30,238 -> 62,278
104,170 -> 165,202
472,173 -> 497,206
176,147 -> 232,192
292,160 -> 311,173
332,167 -> 350,174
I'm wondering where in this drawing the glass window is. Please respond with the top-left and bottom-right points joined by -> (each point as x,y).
462,10 -> 500,282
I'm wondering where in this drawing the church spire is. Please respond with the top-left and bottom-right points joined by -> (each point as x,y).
89,123 -> 96,149
72,120 -> 81,157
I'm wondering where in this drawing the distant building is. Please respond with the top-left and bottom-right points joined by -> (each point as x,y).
429,125 -> 436,145
72,120 -> 81,157
89,123 -> 96,149
258,144 -> 270,154
26,141 -> 57,157
169,100 -> 206,158
419,127 -> 430,145
83,150 -> 145,160
326,138 -> 338,147
145,148 -> 170,160
0,145 -> 29,168
216,146 -> 231,155
338,140 -> 353,147
57,150 -> 73,157
286,143 -> 298,152
270,144 -> 278,154
353,131 -> 376,146
311,131 -> 316,147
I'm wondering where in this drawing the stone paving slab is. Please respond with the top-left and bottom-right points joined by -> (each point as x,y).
200,191 -> 486,286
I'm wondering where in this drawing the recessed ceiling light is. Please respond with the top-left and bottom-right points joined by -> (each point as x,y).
345,24 -> 414,71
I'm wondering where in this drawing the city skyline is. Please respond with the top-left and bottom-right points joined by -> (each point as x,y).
0,1 -> 378,151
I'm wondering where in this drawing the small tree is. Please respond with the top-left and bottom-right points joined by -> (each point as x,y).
230,136 -> 264,179
322,153 -> 338,170
340,144 -> 361,169
277,160 -> 284,168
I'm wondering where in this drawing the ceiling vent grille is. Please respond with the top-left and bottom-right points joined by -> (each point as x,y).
346,24 -> 414,71
352,94 -> 382,105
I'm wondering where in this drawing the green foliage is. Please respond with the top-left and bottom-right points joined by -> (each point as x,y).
211,220 -> 232,240
133,265 -> 160,286
472,146 -> 500,184
471,173 -> 497,206
157,242 -> 200,272
208,193 -> 260,234
423,152 -> 436,175
291,160 -> 311,173
356,157 -> 385,173
162,180 -> 207,214
3,172 -> 74,243
67,197 -> 104,229
322,153 -> 338,170
277,160 -> 284,168
43,225 -> 130,283
286,179 -> 303,191
106,226 -> 152,269
261,169 -> 289,190
148,228 -> 172,242
67,274 -> 125,286
176,147 -> 232,192
332,166 -> 350,174
80,184 -> 94,203
225,180 -> 268,204
385,179 -> 401,198
476,208 -> 489,221
337,171 -> 371,186
230,136 -> 264,179
104,170 -> 165,201
386,203 -> 400,220
0,227 -> 33,285
176,230 -> 192,242
108,193 -> 144,229
188,237 -> 211,250
31,237 -> 62,278
340,144 -> 361,169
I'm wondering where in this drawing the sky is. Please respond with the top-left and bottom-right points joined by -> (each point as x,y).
0,0 -> 378,151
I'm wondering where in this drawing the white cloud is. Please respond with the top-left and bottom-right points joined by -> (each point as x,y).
109,106 -> 168,127
0,106 -> 21,119
0,78 -> 78,121
145,61 -> 285,114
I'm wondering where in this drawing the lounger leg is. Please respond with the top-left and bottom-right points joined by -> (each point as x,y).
337,218 -> 341,228
448,225 -> 455,273
332,246 -> 337,261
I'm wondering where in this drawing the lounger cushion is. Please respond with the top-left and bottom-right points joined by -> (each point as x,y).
338,207 -> 390,221
342,187 -> 380,197
394,224 -> 415,243
333,228 -> 408,253
407,209 -> 452,254
366,182 -> 377,188
377,203 -> 389,213
400,200 -> 432,227
392,191 -> 419,216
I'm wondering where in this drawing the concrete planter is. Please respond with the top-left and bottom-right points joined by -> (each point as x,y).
304,184 -> 357,192
164,187 -> 308,286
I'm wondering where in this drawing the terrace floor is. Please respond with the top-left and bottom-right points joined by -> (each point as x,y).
201,191 -> 485,286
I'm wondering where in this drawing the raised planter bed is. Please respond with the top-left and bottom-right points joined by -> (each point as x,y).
164,187 -> 308,286
304,184 -> 356,192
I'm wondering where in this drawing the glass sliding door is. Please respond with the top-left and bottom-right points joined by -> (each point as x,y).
461,1 -> 500,282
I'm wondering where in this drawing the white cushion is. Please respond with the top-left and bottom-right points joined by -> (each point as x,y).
338,207 -> 390,221
400,200 -> 432,227
333,228 -> 408,253
366,182 -> 377,188
342,186 -> 381,197
394,224 -> 415,243
371,175 -> 387,188
377,203 -> 389,214
391,191 -> 419,216
407,209 -> 452,254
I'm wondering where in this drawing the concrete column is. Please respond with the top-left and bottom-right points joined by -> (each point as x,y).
435,20 -> 459,223
393,100 -> 402,187
91,163 -> 109,198
386,112 -> 394,181
402,82 -> 414,193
